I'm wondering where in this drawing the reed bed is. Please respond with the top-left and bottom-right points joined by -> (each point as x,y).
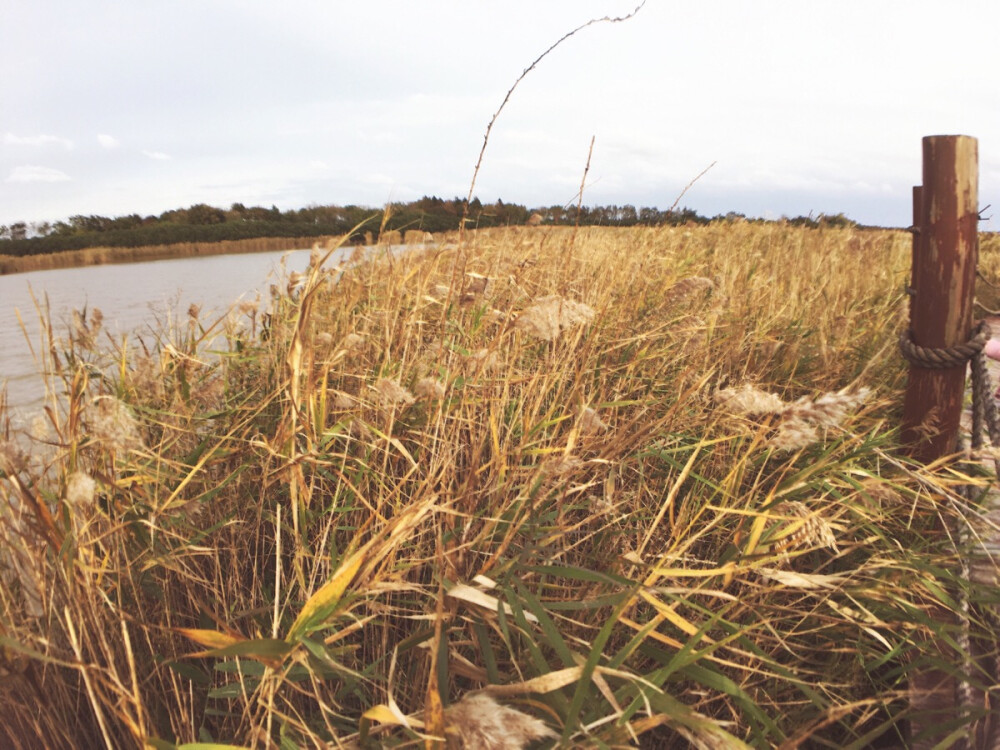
0,235 -> 342,276
1,223 -> 997,748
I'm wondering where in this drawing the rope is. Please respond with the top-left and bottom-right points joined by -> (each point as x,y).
899,320 -> 991,369
965,343 -> 1000,748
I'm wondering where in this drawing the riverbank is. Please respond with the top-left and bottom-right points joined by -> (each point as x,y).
0,228 -> 449,276
0,235 -> 342,275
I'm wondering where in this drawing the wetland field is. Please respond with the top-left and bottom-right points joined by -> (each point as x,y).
3,223 -> 1000,748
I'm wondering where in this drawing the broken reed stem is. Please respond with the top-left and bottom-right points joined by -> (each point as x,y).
668,160 -> 718,215
566,135 -> 597,288
460,2 -> 647,243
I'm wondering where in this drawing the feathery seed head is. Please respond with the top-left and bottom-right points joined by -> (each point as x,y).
769,420 -> 820,451
29,414 -> 51,442
579,406 -> 609,433
0,438 -> 28,475
770,387 -> 871,451
715,384 -> 786,416
785,387 -> 872,428
332,391 -> 357,410
515,295 -> 595,342
444,693 -> 556,749
774,500 -> 839,553
343,333 -> 365,351
415,377 -> 446,400
466,348 -> 502,373
65,472 -> 96,509
374,378 -> 415,408
89,396 -> 143,452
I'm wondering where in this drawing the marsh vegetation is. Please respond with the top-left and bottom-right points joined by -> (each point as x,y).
1,223 -> 999,747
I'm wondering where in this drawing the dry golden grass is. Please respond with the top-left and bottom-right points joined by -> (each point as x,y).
1,222 -> 997,748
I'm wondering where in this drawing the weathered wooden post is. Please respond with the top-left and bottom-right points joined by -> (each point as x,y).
901,135 -> 979,461
908,185 -> 922,322
901,135 -> 979,748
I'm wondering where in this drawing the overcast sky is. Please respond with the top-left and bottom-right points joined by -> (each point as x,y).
2,0 -> 998,229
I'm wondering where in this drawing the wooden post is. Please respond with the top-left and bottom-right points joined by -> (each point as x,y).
903,136 -> 979,748
908,185 -> 922,322
901,135 -> 979,462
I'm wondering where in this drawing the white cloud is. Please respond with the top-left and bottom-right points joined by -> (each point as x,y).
97,133 -> 119,149
3,132 -> 73,149
142,150 -> 171,160
359,173 -> 396,186
6,165 -> 72,183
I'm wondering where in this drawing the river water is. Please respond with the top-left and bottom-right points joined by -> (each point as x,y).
0,244 -> 366,417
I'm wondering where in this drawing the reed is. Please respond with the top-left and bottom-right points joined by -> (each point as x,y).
1,223 -> 996,748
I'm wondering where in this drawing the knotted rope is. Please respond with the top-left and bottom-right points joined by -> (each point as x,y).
898,319 -> 991,370
899,319 -> 1000,470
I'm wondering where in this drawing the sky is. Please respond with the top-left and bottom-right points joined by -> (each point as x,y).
2,0 -> 999,229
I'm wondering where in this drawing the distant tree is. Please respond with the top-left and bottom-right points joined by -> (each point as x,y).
66,214 -> 114,233
159,208 -> 188,223
818,212 -> 855,229
186,204 -> 227,225
10,222 -> 27,241
108,214 -> 142,232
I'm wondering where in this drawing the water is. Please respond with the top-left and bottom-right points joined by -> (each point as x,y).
0,245 -> 364,416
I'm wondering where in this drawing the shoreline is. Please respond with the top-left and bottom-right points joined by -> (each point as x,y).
0,235 -> 349,276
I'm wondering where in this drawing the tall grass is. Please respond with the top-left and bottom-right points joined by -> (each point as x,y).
1,223 -> 996,748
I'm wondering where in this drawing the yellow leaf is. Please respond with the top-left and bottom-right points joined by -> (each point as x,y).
743,510 -> 769,557
176,628 -> 242,650
481,666 -> 584,697
362,702 -> 418,728
638,589 -> 713,643
286,549 -> 365,641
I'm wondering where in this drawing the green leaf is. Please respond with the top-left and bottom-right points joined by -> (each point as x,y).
514,579 -> 575,668
165,660 -> 210,685
197,638 -> 294,666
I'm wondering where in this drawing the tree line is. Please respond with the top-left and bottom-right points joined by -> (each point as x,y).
0,197 -> 857,258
